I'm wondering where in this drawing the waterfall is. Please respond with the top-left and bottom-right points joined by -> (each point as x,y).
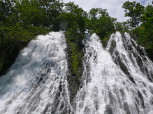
106,32 -> 153,81
0,32 -> 72,114
73,33 -> 153,114
0,31 -> 153,114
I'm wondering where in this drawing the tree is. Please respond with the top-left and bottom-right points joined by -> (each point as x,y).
89,8 -> 108,20
141,5 -> 153,26
141,5 -> 153,49
122,1 -> 144,28
39,0 -> 63,30
87,8 -> 115,38
114,21 -> 129,32
58,2 -> 87,33
0,0 -> 14,25
14,0 -> 47,27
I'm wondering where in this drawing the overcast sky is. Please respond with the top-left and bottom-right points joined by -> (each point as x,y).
63,0 -> 152,22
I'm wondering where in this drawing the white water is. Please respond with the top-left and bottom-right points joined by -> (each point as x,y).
73,33 -> 153,114
0,31 -> 153,114
107,32 -> 153,81
0,32 -> 71,114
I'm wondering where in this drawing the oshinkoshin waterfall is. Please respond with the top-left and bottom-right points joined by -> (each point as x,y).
0,31 -> 153,114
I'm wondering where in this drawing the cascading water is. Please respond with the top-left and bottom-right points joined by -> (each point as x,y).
0,32 -> 72,114
73,33 -> 153,114
0,31 -> 153,114
106,32 -> 153,113
106,32 -> 153,81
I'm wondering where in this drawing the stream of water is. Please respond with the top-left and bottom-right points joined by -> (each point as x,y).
0,32 -> 153,114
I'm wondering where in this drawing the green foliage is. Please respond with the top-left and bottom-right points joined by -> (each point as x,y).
94,16 -> 115,38
39,0 -> 63,30
122,1 -> 144,28
66,33 -> 83,77
131,4 -> 153,49
61,2 -> 86,77
65,27 -> 85,101
114,22 -> 129,32
0,0 -> 13,24
87,8 -> 115,45
14,0 -> 46,26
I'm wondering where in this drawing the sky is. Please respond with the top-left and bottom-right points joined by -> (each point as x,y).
63,0 -> 152,22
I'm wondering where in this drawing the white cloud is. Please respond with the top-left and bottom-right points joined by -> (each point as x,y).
63,0 -> 152,22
